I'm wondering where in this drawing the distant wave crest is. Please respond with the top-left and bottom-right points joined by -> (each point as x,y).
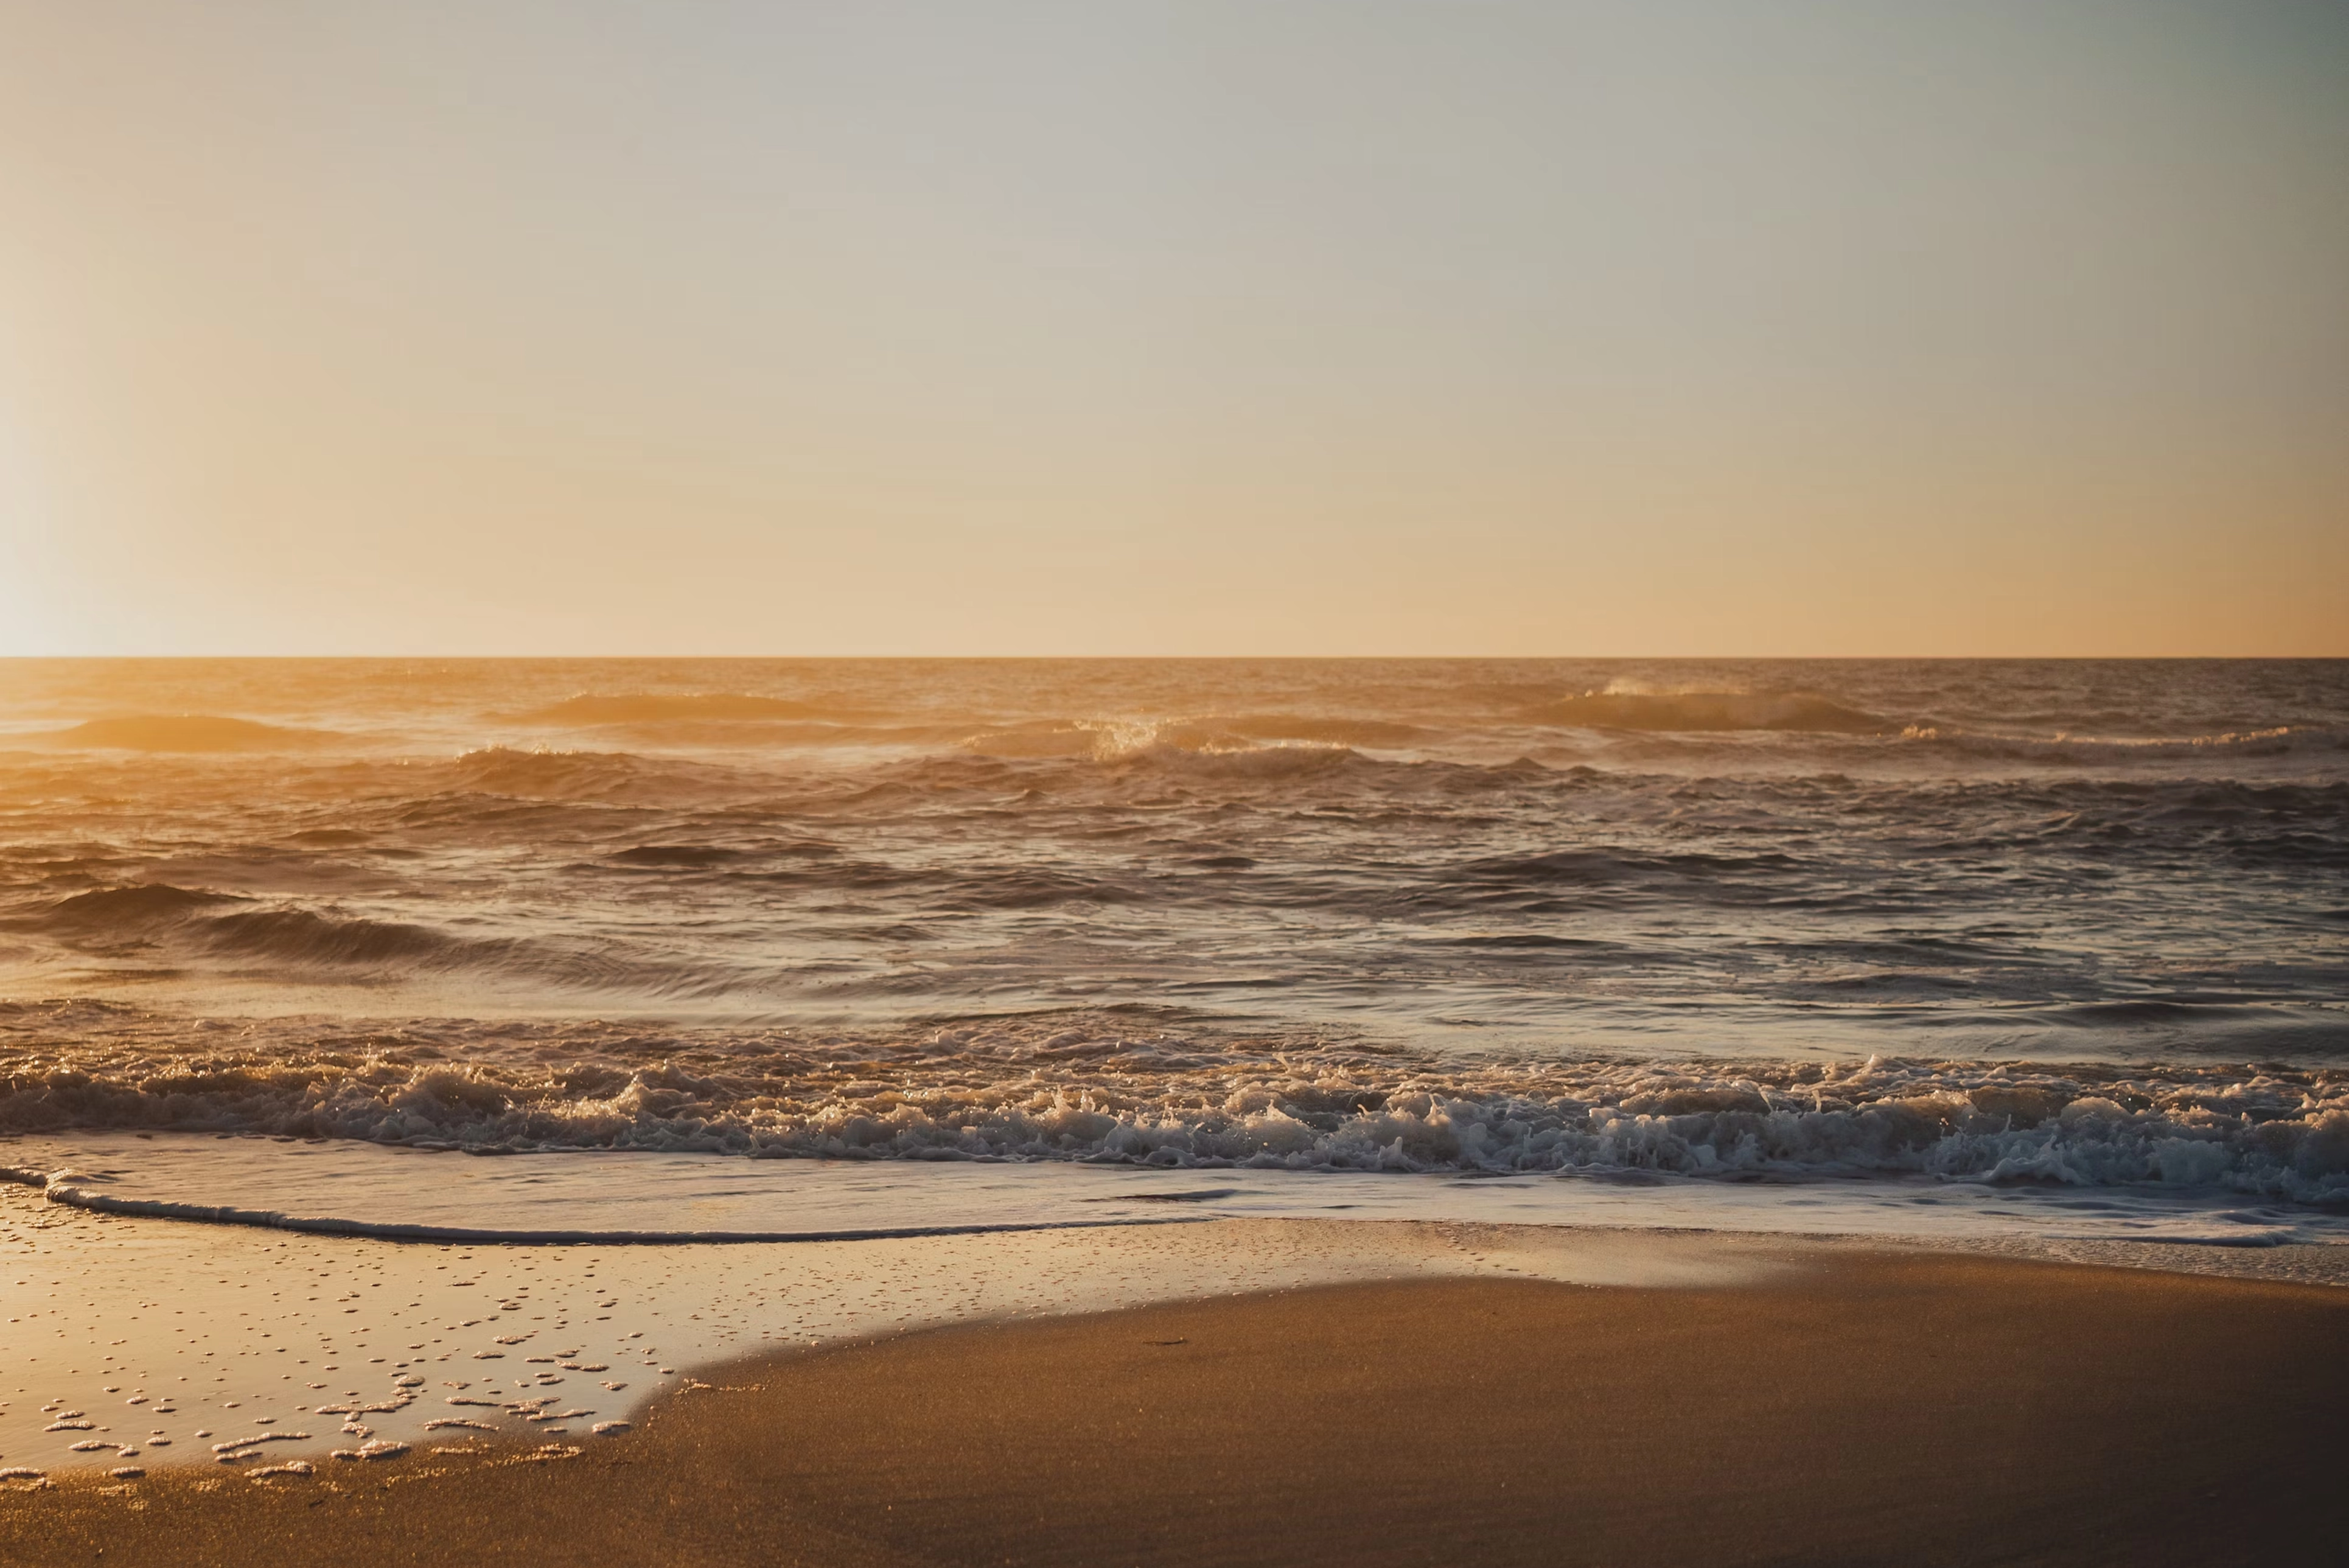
518,693 -> 867,725
1900,723 -> 2348,764
444,746 -> 742,804
1531,690 -> 1891,734
34,716 -> 341,752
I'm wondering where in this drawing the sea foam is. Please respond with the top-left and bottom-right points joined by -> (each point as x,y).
4,1023 -> 2345,1202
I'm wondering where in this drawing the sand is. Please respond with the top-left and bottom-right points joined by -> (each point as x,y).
7,1248 -> 2344,1567
1,1177 -> 1796,1473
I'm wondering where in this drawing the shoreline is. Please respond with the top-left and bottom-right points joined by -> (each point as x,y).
8,1250 -> 2345,1566
7,1171 -> 2347,1482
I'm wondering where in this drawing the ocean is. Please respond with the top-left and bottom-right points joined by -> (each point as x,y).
1,658 -> 2344,1246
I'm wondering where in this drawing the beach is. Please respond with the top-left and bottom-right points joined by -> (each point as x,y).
7,1238 -> 2344,1567
5,1174 -> 2347,1566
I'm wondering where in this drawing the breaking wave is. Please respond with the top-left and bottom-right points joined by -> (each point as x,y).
2,1015 -> 2344,1203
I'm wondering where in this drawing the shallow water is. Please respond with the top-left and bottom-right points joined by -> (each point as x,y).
0,659 -> 2343,1225
9,1133 -> 2342,1247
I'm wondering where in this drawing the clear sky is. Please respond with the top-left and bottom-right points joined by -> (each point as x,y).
1,1 -> 2343,656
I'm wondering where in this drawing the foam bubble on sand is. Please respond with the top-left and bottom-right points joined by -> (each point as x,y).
424,1420 -> 497,1433
248,1460 -> 313,1479
2,1468 -> 47,1482
108,1466 -> 144,1479
590,1421 -> 630,1437
330,1440 -> 408,1462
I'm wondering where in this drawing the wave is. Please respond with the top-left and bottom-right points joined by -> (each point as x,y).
33,716 -> 341,752
26,884 -> 245,935
1900,724 -> 2349,764
4,1022 -> 2344,1202
1529,690 -> 1893,734
1531,690 -> 1894,734
23,885 -> 516,972
607,845 -> 749,869
441,746 -> 748,804
565,720 -> 966,751
1207,714 -> 1436,748
197,908 -> 479,967
954,727 -> 1369,787
517,694 -> 871,725
1105,740 -> 1359,779
13,885 -> 766,996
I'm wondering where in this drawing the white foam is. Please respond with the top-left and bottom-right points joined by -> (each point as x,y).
330,1440 -> 408,1462
248,1460 -> 313,1478
9,1046 -> 2345,1205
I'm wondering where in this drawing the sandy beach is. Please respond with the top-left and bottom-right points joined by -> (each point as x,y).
6,1226 -> 2344,1567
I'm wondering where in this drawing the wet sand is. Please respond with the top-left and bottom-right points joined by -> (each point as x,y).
8,1251 -> 2345,1567
0,1178 -> 1793,1472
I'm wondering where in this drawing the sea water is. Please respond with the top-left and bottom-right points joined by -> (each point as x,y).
1,658 -> 2343,1237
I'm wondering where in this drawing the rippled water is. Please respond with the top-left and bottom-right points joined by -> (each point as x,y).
0,658 -> 2342,1221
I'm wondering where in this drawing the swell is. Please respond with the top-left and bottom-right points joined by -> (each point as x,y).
1899,724 -> 2348,763
4,1022 -> 2344,1201
1529,691 -> 1892,734
962,714 -> 1434,758
516,693 -> 878,725
442,745 -> 750,803
32,884 -> 245,932
31,716 -> 343,752
10,885 -> 764,998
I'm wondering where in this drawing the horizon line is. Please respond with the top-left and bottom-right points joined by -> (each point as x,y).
3,652 -> 2344,664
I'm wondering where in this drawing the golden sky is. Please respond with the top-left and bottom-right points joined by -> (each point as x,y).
2,1 -> 2344,655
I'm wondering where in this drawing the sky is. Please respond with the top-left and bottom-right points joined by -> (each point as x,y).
1,0 -> 2344,657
